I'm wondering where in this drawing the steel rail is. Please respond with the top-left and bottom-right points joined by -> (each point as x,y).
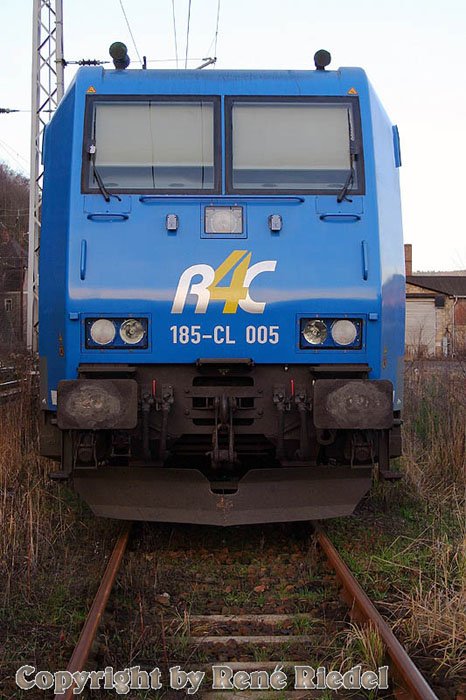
0,381 -> 21,402
314,526 -> 438,700
55,523 -> 131,700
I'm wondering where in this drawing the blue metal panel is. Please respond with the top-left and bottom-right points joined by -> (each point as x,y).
39,87 -> 76,409
368,85 -> 405,409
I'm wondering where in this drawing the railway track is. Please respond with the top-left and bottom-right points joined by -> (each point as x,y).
0,363 -> 39,403
56,523 -> 438,700
0,365 -> 21,402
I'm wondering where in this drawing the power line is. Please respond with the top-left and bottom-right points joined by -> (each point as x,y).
0,108 -> 30,113
213,0 -> 221,61
146,56 -> 207,63
171,0 -> 179,68
184,0 -> 192,69
0,139 -> 29,171
205,0 -> 221,61
117,0 -> 143,66
0,152 -> 28,174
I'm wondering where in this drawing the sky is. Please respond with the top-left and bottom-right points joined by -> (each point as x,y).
0,0 -> 465,272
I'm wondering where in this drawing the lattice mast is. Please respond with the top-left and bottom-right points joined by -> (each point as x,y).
27,0 -> 64,350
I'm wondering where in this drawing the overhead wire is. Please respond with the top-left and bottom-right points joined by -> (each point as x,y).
213,0 -> 221,61
146,57 -> 207,63
0,139 -> 29,172
117,0 -> 143,66
204,0 -> 221,65
184,0 -> 192,69
171,0 -> 179,68
0,108 -> 30,113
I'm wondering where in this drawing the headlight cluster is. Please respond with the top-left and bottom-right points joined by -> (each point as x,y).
85,318 -> 148,349
300,318 -> 362,349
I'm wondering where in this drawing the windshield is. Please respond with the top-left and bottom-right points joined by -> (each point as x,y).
227,98 -> 362,193
86,98 -> 218,192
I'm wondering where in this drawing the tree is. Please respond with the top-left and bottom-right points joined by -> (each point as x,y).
0,163 -> 29,244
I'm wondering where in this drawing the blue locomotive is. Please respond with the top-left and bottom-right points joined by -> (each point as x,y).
39,47 -> 405,525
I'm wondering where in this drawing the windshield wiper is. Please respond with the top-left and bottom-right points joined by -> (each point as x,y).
92,163 -> 111,202
337,109 -> 357,203
337,168 -> 354,203
87,142 -> 121,203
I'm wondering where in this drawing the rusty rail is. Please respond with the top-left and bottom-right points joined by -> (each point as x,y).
314,526 -> 438,700
55,523 -> 131,700
0,366 -> 21,403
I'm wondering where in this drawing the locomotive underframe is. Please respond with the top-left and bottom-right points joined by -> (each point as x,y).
42,362 -> 401,524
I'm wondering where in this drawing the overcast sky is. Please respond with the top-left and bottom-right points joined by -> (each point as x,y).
0,0 -> 465,271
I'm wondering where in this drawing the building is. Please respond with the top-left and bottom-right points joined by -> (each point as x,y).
405,244 -> 466,356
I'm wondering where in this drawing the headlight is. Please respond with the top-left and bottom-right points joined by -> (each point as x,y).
119,319 -> 146,345
85,317 -> 149,349
299,316 -> 363,350
302,319 -> 327,345
205,206 -> 243,234
90,319 -> 116,345
331,319 -> 358,346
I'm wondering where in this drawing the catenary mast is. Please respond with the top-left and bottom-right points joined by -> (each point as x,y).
27,0 -> 64,350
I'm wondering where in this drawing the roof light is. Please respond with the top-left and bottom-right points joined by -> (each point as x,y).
109,42 -> 130,70
314,49 -> 331,71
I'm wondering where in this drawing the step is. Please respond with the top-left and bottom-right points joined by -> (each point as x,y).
190,613 -> 317,625
203,692 -> 319,699
200,661 -> 304,672
191,634 -> 315,646
189,613 -> 319,635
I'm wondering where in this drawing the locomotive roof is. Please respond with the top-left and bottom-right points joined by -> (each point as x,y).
71,65 -> 369,96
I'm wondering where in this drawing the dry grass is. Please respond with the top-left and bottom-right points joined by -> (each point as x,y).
1,358 -> 47,604
328,361 -> 465,689
394,533 -> 465,680
392,361 -> 466,681
0,357 -> 119,698
402,361 -> 465,499
340,621 -> 385,672
0,356 -> 78,607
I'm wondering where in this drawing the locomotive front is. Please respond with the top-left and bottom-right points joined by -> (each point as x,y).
39,52 -> 405,525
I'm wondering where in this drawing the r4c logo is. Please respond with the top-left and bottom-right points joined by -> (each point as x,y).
172,250 -> 277,314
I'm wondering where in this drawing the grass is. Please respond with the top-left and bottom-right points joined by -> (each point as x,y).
402,362 -> 465,498
0,355 -> 117,698
395,363 -> 465,683
327,359 -> 466,691
340,622 -> 385,672
291,613 -> 318,634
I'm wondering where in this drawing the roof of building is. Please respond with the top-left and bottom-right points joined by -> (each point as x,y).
406,275 -> 466,296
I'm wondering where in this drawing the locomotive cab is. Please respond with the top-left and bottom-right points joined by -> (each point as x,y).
39,51 -> 405,525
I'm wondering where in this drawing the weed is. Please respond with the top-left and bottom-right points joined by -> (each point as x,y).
402,366 -> 465,501
392,530 -> 465,680
0,357 -> 116,696
342,621 -> 385,670
292,614 -> 318,634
